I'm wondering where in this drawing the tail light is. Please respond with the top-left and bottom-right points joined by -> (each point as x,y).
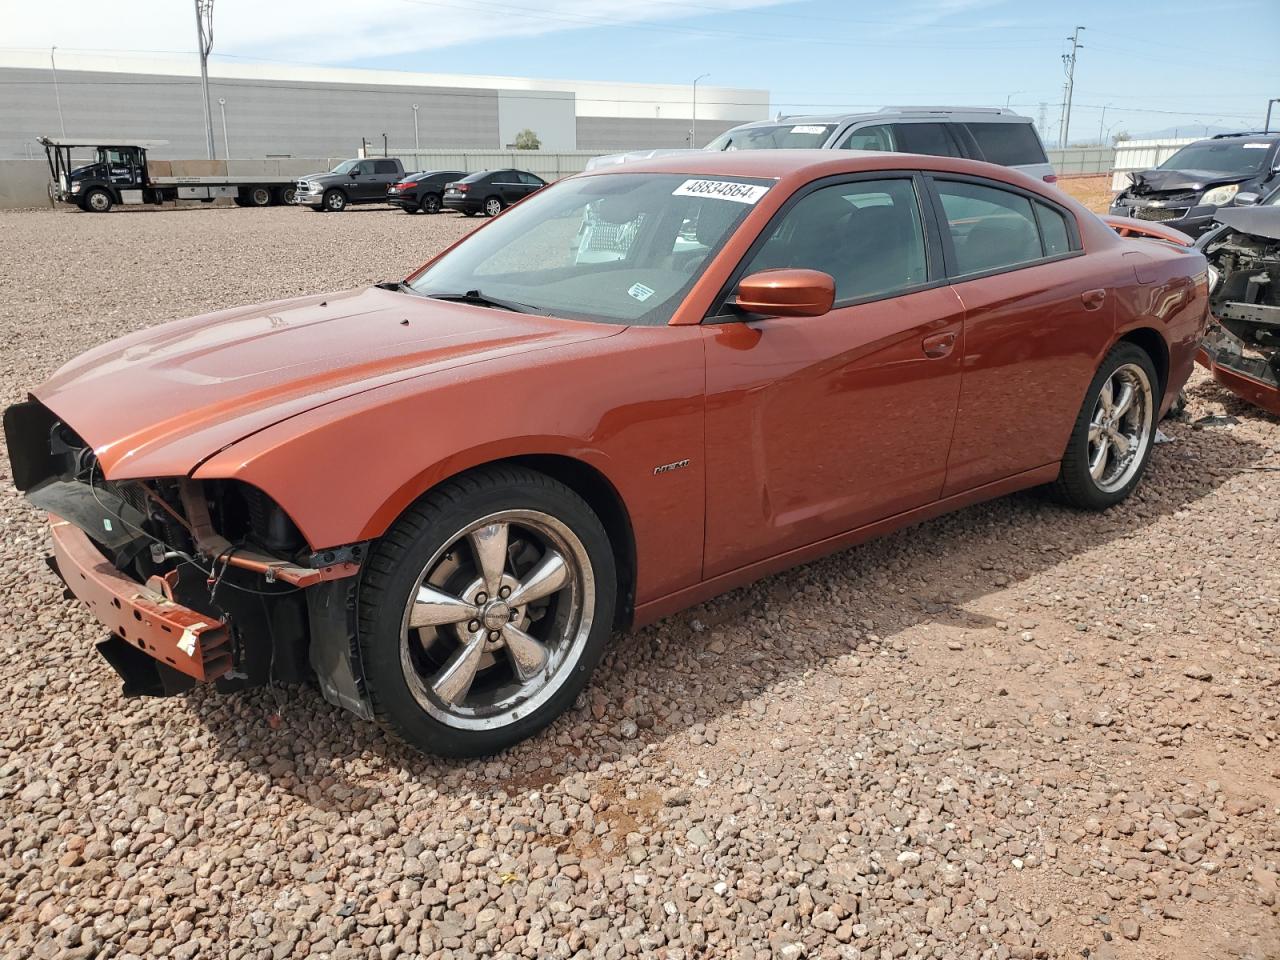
391,181 -> 414,190
1042,174 -> 1059,184
454,183 -> 469,192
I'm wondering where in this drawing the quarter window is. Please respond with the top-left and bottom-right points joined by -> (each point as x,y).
1035,202 -> 1072,256
743,178 -> 928,302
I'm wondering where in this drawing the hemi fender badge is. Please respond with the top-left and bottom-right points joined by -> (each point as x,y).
653,459 -> 691,476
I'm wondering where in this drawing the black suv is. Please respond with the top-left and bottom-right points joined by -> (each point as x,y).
386,170 -> 467,214
293,158 -> 407,212
1110,132 -> 1280,237
442,169 -> 547,217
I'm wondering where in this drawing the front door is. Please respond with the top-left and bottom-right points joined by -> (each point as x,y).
702,175 -> 965,577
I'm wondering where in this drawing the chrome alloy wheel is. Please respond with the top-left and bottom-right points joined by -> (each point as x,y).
1087,362 -> 1153,494
484,197 -> 502,217
398,510 -> 594,730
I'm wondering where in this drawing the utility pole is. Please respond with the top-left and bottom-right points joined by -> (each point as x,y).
1037,101 -> 1048,140
193,0 -> 216,159
1060,25 -> 1084,149
691,73 -> 710,147
49,45 -> 66,136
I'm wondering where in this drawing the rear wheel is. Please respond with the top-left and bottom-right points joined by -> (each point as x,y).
483,196 -> 504,217
1050,342 -> 1158,510
273,186 -> 296,205
323,189 -> 347,212
420,192 -> 442,214
358,466 -> 616,757
245,186 -> 272,207
83,188 -> 113,213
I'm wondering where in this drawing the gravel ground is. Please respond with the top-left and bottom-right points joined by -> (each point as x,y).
0,204 -> 1277,960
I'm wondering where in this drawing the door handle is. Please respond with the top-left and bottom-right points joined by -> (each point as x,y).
1081,288 -> 1107,310
922,331 -> 958,359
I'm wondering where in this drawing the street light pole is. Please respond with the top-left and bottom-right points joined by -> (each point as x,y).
1265,98 -> 1280,133
217,97 -> 229,158
1005,91 -> 1022,110
412,103 -> 420,152
691,73 -> 710,147
49,45 -> 66,136
1097,103 -> 1111,145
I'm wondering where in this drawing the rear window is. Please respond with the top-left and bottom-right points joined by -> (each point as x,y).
965,122 -> 1047,166
374,160 -> 399,174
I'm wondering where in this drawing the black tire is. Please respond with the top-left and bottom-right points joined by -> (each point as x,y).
232,196 -> 250,207
244,186 -> 272,207
82,188 -> 113,213
1049,342 -> 1160,510
483,196 -> 504,217
462,210 -> 476,217
273,186 -> 296,206
420,193 -> 442,215
357,465 -> 617,757
323,189 -> 347,212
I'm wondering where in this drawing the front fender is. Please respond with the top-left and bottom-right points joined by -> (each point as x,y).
192,325 -> 708,606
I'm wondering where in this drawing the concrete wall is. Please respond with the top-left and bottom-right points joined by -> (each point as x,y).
0,160 -> 51,209
497,90 -> 575,151
576,116 -> 738,151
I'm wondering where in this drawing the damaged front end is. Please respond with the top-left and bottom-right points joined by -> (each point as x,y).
3,399 -> 373,716
1198,209 -> 1280,416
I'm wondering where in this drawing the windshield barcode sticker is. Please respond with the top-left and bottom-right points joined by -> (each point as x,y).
628,282 -> 656,302
673,179 -> 770,204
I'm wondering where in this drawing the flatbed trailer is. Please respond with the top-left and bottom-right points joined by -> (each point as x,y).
41,137 -> 306,212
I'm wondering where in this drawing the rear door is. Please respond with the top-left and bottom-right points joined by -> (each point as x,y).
372,160 -> 401,198
926,175 -> 1105,494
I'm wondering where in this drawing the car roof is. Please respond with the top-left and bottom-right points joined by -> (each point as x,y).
727,107 -> 1032,130
577,148 -> 1043,190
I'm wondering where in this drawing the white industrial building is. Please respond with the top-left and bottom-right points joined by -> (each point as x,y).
0,49 -> 769,160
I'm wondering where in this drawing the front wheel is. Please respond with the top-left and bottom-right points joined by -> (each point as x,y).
323,189 -> 347,212
1049,342 -> 1159,510
357,466 -> 617,757
82,188 -> 113,213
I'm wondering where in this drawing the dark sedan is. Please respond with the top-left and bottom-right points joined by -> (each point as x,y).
386,170 -> 467,214
443,169 -> 547,217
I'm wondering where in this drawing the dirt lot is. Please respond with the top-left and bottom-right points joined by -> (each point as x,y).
0,204 -> 1277,960
1058,175 -> 1116,214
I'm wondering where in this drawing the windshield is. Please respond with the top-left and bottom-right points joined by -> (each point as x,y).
1159,140 -> 1272,176
408,173 -> 770,325
705,123 -> 837,151
330,159 -> 359,175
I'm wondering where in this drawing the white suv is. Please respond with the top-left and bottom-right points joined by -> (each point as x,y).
589,107 -> 1057,184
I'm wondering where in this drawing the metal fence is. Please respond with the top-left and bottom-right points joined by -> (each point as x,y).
1046,146 -> 1115,176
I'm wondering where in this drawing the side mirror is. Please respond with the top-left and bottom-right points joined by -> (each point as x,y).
350,170 -> 360,178
734,268 -> 835,318
1235,192 -> 1260,205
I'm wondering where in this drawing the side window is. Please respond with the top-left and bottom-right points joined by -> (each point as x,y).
374,160 -> 398,175
1035,201 -> 1073,256
891,123 -> 961,158
838,124 -> 895,151
934,180 -> 1044,275
354,160 -> 375,175
964,122 -> 1048,166
743,178 -> 928,302
519,172 -> 543,186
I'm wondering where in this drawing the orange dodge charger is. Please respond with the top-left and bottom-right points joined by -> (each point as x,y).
5,151 -> 1208,756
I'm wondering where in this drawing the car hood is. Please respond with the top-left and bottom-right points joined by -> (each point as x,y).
1212,205 -> 1280,241
1127,168 -> 1255,195
35,286 -> 619,479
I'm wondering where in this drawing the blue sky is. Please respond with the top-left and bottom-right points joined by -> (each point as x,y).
10,0 -> 1280,142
